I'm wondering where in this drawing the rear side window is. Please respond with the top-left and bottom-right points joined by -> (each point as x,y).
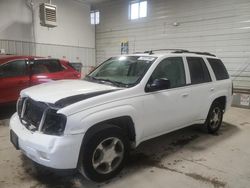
207,58 -> 229,80
187,57 -> 211,84
0,60 -> 27,78
32,59 -> 64,74
150,57 -> 186,88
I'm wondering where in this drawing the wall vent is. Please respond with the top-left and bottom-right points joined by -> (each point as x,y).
39,3 -> 57,28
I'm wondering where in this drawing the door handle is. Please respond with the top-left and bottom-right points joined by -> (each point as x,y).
210,87 -> 214,91
181,93 -> 189,97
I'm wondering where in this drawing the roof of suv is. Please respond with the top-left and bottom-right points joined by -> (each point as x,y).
129,49 -> 218,59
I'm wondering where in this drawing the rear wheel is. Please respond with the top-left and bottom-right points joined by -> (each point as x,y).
205,102 -> 223,134
79,125 -> 129,182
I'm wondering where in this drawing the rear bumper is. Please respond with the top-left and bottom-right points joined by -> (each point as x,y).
9,113 -> 84,169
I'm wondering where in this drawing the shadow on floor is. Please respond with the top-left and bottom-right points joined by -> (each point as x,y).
0,103 -> 16,120
18,122 -> 239,188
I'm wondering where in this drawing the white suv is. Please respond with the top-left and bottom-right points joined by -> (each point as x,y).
10,49 -> 232,182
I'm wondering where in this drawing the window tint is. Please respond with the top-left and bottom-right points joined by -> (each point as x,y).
0,60 -> 27,78
207,58 -> 229,80
32,59 -> 64,74
187,57 -> 211,84
150,57 -> 186,88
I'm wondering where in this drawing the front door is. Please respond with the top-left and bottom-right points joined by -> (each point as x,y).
142,57 -> 193,139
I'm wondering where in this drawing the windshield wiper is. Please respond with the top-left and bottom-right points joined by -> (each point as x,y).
85,76 -> 126,87
95,78 -> 126,87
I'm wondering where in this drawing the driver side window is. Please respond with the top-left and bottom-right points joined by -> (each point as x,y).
150,57 -> 186,89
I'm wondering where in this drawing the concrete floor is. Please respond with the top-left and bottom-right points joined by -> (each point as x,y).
0,107 -> 250,188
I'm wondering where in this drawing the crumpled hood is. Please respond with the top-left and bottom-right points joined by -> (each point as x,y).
21,80 -> 118,104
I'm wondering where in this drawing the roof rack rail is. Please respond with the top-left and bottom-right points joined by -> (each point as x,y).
173,50 -> 216,57
142,49 -> 216,57
144,49 -> 189,55
133,52 -> 146,54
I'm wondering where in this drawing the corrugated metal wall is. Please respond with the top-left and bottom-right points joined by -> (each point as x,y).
0,39 -> 95,74
95,0 -> 250,89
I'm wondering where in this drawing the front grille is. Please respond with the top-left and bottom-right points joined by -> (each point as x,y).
18,98 -> 48,131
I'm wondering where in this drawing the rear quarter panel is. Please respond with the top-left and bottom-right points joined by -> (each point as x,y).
202,79 -> 232,120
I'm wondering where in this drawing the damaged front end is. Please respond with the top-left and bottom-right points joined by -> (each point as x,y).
17,97 -> 67,136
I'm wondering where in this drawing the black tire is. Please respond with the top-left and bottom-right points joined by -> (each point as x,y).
205,102 -> 223,134
79,124 -> 129,182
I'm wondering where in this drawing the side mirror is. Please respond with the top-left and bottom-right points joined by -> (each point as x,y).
146,78 -> 170,92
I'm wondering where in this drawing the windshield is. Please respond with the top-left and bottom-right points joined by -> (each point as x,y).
85,56 -> 156,87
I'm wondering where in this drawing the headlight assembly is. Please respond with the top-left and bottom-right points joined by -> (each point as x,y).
41,108 -> 67,136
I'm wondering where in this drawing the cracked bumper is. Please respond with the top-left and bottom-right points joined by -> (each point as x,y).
9,113 -> 84,169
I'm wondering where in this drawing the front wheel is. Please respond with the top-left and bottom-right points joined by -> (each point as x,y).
205,102 -> 223,134
79,125 -> 129,182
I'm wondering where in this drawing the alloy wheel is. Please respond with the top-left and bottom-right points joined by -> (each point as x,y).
92,137 -> 124,174
210,107 -> 222,129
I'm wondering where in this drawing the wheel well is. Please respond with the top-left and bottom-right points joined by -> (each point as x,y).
85,116 -> 136,142
77,117 -> 135,174
213,96 -> 226,111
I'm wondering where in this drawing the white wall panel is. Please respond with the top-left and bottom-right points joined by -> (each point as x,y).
94,0 -> 250,89
0,0 -> 95,48
0,39 -> 95,75
0,0 -> 96,74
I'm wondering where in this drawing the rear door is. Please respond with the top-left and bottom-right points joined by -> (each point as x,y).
0,60 -> 29,104
185,56 -> 214,121
30,59 -> 69,85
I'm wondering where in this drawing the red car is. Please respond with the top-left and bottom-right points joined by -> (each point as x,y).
0,55 -> 81,105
